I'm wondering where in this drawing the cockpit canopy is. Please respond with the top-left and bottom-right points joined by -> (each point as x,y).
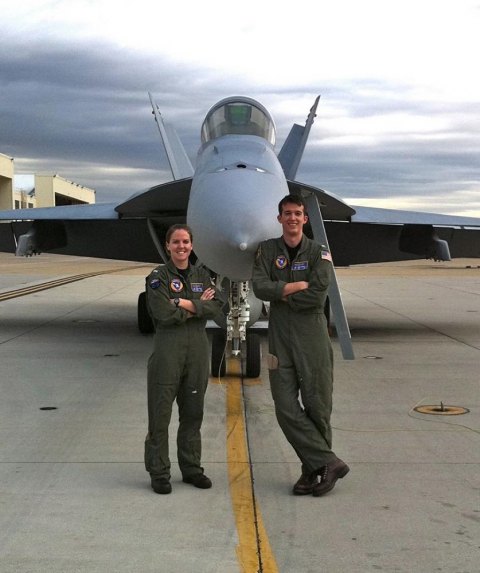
201,96 -> 276,145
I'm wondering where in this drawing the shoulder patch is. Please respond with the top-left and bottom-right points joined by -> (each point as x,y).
149,278 -> 161,289
321,249 -> 333,262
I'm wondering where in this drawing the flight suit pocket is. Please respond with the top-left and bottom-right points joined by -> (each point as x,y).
267,353 -> 279,370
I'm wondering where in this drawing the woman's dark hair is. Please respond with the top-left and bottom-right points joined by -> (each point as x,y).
165,224 -> 193,244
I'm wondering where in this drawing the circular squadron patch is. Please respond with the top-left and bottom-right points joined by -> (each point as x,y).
275,255 -> 288,269
170,278 -> 183,293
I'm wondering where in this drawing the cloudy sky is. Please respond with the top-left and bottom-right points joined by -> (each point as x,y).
1,0 -> 480,216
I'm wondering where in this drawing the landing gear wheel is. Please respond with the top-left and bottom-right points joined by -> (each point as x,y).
245,332 -> 261,378
138,291 -> 154,334
211,331 -> 226,378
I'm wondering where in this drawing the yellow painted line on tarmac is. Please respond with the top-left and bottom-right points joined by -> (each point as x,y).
226,357 -> 278,573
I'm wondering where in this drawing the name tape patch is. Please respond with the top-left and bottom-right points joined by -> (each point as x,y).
292,261 -> 308,271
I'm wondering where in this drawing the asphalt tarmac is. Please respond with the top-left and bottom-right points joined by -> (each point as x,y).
0,253 -> 479,573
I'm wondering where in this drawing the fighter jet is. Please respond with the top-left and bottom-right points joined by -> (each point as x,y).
1,94 -> 480,374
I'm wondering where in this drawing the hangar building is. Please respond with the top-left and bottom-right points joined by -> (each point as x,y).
0,153 -> 95,210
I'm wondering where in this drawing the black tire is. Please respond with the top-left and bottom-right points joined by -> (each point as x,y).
245,332 -> 261,378
211,330 -> 226,377
138,291 -> 154,334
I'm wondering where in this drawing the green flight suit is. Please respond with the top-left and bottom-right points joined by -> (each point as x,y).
144,260 -> 223,480
252,235 -> 337,473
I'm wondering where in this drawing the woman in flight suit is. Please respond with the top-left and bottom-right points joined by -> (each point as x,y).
144,224 -> 224,494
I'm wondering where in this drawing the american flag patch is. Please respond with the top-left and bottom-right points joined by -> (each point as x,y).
321,250 -> 332,262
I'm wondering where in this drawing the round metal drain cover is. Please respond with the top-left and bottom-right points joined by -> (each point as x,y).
414,404 -> 469,416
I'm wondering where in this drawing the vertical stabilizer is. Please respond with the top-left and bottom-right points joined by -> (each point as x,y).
148,93 -> 194,180
278,95 -> 320,180
304,192 -> 354,360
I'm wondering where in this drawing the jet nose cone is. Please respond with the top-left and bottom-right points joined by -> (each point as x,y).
187,161 -> 289,280
191,217 -> 277,280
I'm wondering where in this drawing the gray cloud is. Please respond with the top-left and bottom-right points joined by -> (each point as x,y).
1,34 -> 479,216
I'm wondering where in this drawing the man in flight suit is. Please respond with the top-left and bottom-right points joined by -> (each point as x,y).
252,194 -> 349,496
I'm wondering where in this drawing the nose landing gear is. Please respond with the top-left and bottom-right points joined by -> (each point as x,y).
211,281 -> 262,378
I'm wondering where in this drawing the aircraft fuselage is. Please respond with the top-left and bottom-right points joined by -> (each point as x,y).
187,97 -> 288,281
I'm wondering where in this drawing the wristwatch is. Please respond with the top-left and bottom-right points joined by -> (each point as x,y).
174,298 -> 180,307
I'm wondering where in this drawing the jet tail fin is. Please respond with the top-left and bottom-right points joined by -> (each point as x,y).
278,95 -> 320,180
148,92 -> 194,180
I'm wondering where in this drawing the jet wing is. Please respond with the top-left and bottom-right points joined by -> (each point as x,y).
322,204 -> 480,265
287,180 -> 355,221
0,178 -> 192,223
115,178 -> 191,217
0,179 -> 191,261
350,205 -> 480,228
0,202 -> 119,221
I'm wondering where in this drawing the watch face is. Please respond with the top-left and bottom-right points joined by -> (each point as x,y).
174,298 -> 180,306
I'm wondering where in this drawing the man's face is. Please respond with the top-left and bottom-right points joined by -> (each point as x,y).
277,202 -> 308,236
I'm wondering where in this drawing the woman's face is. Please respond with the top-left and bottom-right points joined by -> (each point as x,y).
166,229 -> 192,268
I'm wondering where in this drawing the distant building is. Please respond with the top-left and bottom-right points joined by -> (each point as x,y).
0,153 -> 95,210
0,154 -> 14,210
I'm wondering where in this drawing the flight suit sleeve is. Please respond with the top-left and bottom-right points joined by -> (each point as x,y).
191,297 -> 224,319
252,243 -> 287,301
146,272 -> 190,327
287,253 -> 332,312
190,270 -> 227,320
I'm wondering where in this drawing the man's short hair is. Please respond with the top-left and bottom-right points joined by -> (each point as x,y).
278,194 -> 307,215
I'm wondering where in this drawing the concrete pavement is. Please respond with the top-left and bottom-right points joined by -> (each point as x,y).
0,253 -> 478,572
